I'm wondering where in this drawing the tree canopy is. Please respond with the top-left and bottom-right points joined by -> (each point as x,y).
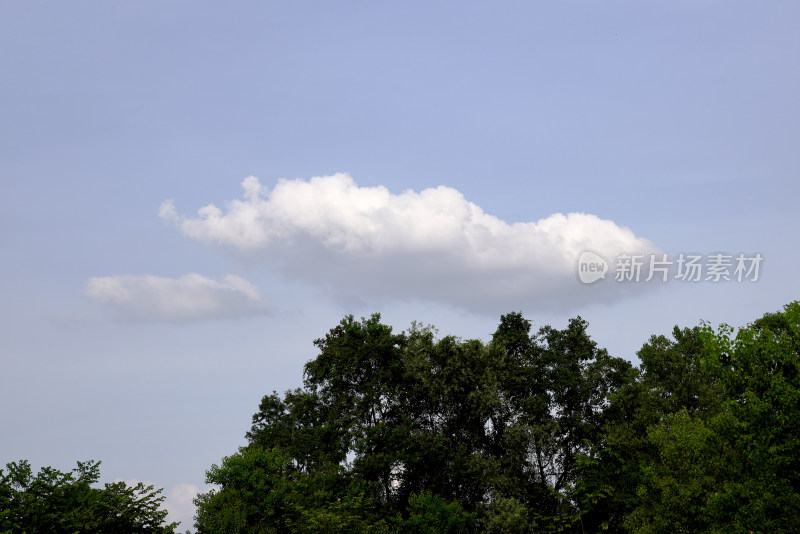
9,303 -> 798,533
189,302 -> 800,532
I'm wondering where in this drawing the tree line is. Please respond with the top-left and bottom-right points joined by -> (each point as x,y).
2,302 -> 798,532
194,302 -> 800,533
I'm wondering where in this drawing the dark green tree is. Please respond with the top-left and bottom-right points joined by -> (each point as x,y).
196,312 -> 631,533
198,304 -> 800,532
488,313 -> 633,532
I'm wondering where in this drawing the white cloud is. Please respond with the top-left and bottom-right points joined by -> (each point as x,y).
86,273 -> 263,322
162,174 -> 660,312
165,483 -> 208,531
158,198 -> 179,223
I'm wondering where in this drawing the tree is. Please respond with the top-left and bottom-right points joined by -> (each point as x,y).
489,313 -> 633,532
0,459 -> 178,533
571,323 -> 721,531
624,302 -> 800,533
637,326 -> 724,416
194,446 -> 389,534
195,304 -> 800,532
196,312 -> 631,533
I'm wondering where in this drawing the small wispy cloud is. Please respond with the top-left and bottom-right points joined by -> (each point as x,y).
161,174 -> 659,312
86,273 -> 264,323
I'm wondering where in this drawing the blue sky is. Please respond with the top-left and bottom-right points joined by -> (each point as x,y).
2,1 -> 799,528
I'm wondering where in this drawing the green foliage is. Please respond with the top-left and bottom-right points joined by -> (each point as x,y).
0,459 -> 177,533
401,492 -> 473,534
195,447 -> 294,533
194,446 -> 389,534
624,301 -> 800,533
195,302 -> 800,533
481,497 -> 529,534
196,312 -> 630,533
638,326 -> 724,416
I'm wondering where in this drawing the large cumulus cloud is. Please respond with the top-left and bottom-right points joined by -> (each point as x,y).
160,174 -> 659,311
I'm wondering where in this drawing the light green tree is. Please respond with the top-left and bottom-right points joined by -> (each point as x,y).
625,302 -> 800,533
